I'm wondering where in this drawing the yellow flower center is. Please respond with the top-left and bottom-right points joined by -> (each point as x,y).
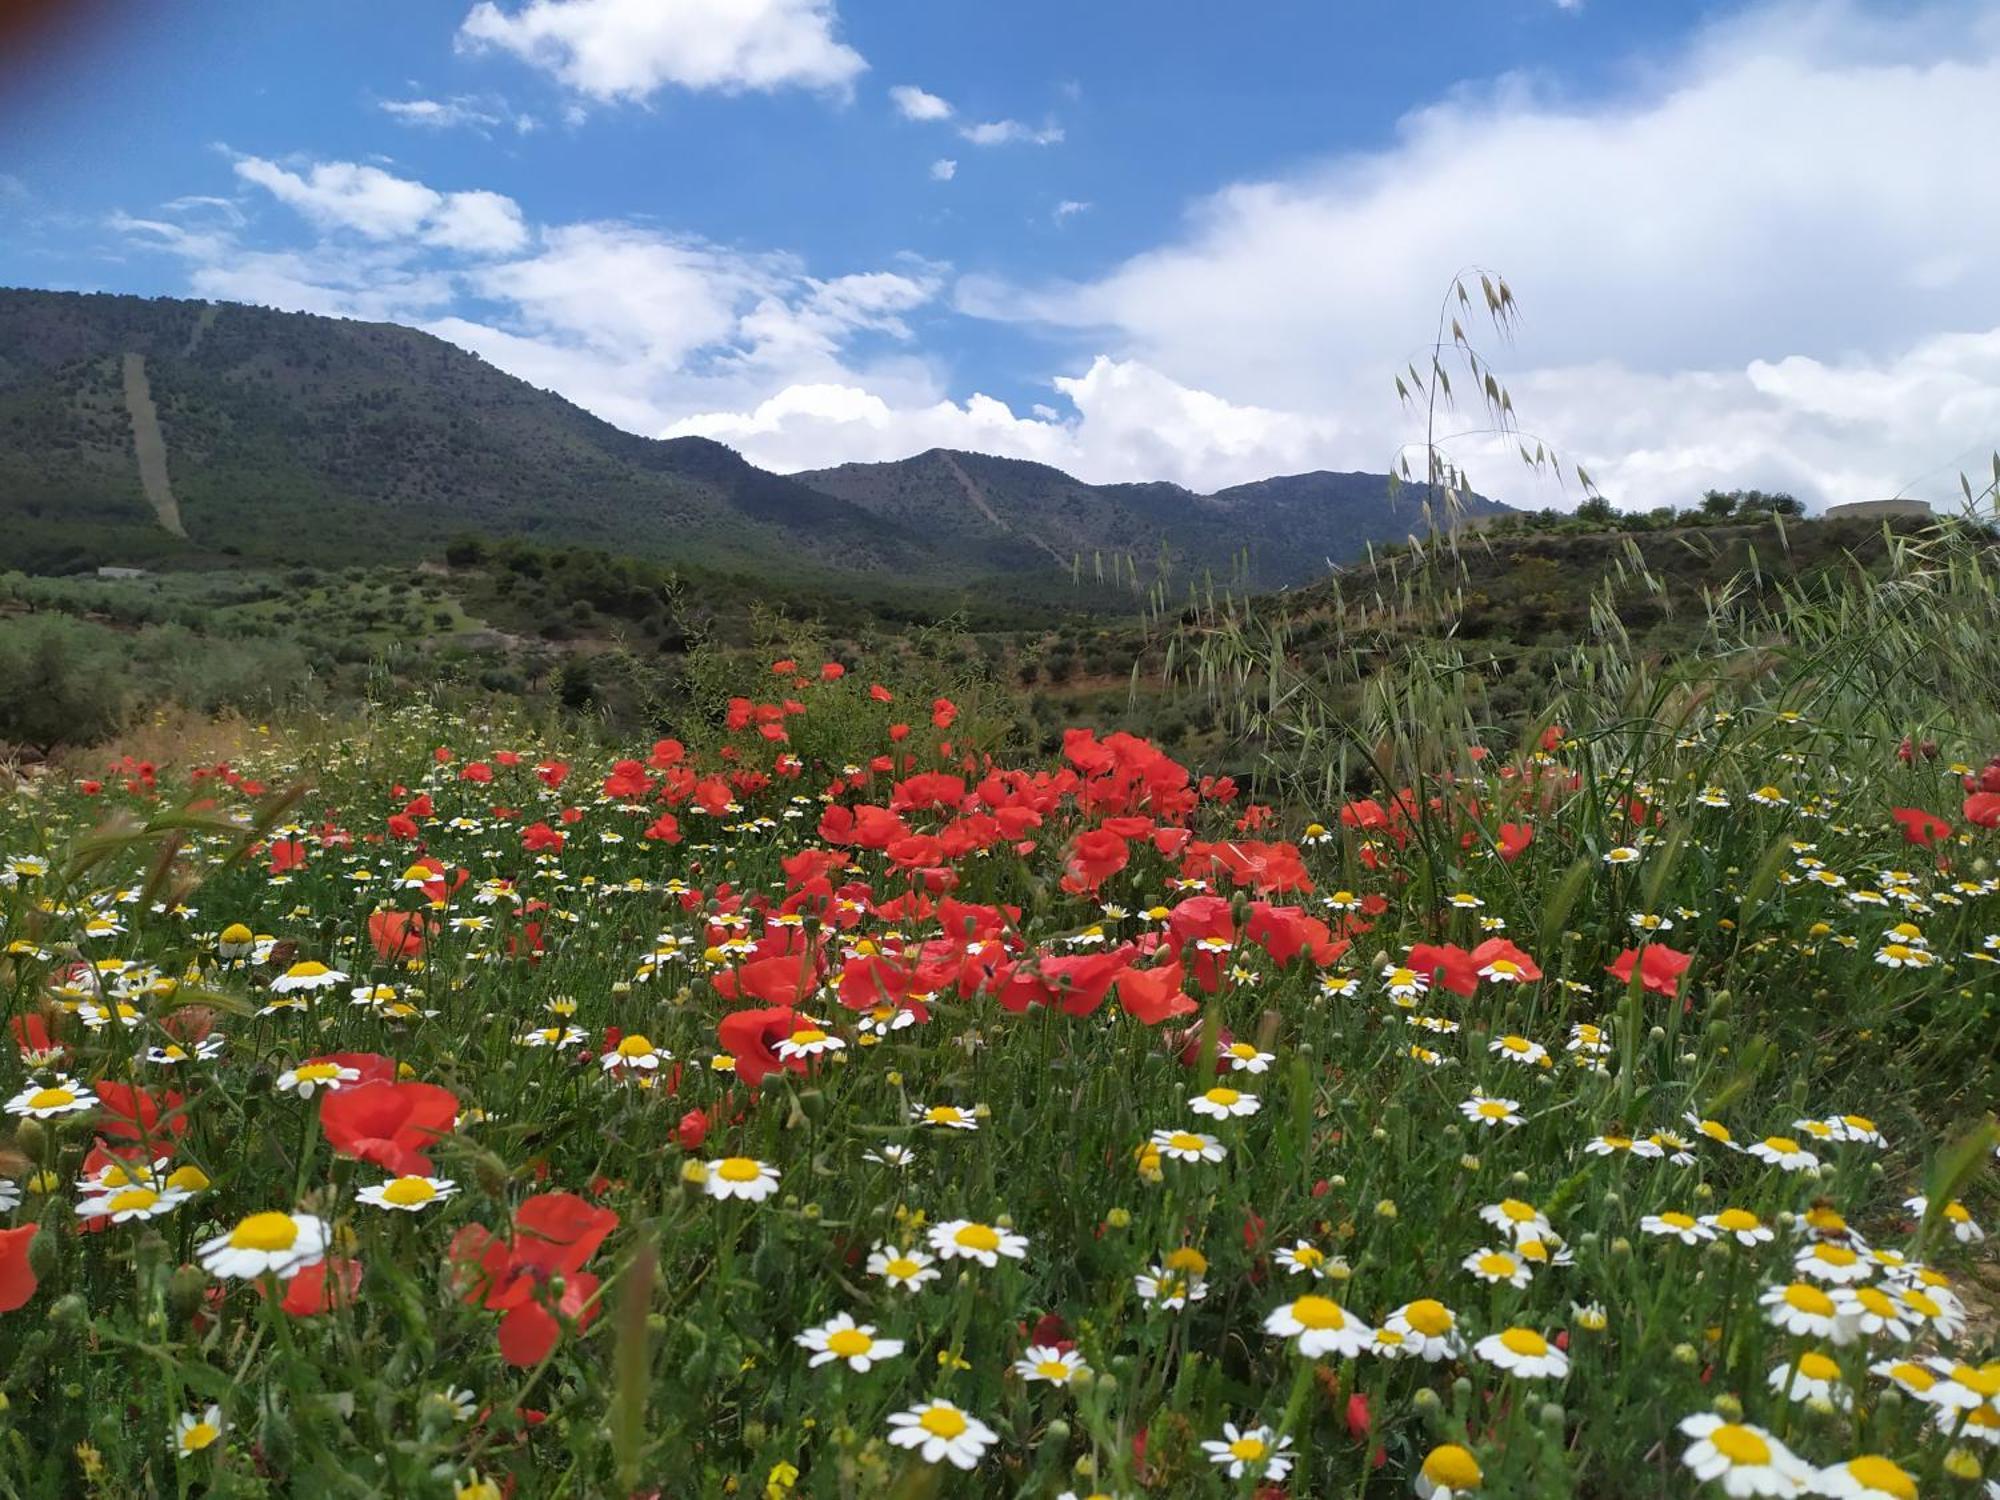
1713,1208 -> 1759,1232
1478,1254 -> 1520,1278
1796,1352 -> 1840,1381
381,1177 -> 437,1206
925,1106 -> 965,1124
228,1212 -> 300,1252
1498,1328 -> 1548,1357
295,1063 -> 342,1083
917,1407 -> 967,1439
1762,1135 -> 1800,1154
181,1420 -> 221,1452
616,1035 -> 655,1057
1403,1299 -> 1454,1336
1228,1436 -> 1268,1462
1950,1365 -> 2000,1399
1851,1288 -> 1895,1316
1476,1101 -> 1512,1118
105,1187 -> 161,1212
288,962 -> 329,979
1422,1445 -> 1482,1487
1782,1284 -> 1835,1316
1499,1199 -> 1538,1222
1812,1245 -> 1858,1266
1899,1289 -> 1942,1318
167,1165 -> 211,1192
789,1028 -> 827,1047
953,1223 -> 1000,1253
1842,1458 -> 1915,1500
1164,1246 -> 1208,1274
1288,1295 -> 1347,1330
1167,1132 -> 1207,1153
1658,1212 -> 1697,1230
26,1087 -> 75,1111
824,1328 -> 873,1358
1290,1245 -> 1325,1267
1035,1359 -> 1072,1381
1884,1361 -> 1935,1391
1709,1425 -> 1772,1466
1204,1087 -> 1240,1107
715,1157 -> 763,1183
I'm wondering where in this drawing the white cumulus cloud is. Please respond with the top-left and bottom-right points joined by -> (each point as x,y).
457,0 -> 865,101
889,84 -> 953,121
959,118 -> 1063,147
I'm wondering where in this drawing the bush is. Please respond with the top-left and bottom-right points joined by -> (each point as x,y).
0,614 -> 133,749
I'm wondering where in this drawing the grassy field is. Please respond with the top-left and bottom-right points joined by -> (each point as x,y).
0,527 -> 1994,1498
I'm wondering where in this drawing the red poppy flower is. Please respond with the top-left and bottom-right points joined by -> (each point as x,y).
450,1193 -> 618,1367
320,1080 -> 458,1175
0,1226 -> 38,1311
1964,791 -> 2000,829
1117,961 -> 1198,1025
1607,943 -> 1694,997
1891,807 -> 1953,846
716,1006 -> 807,1088
276,1257 -> 363,1318
94,1080 -> 187,1146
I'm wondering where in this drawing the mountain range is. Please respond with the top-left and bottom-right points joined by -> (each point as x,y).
0,288 -> 1501,585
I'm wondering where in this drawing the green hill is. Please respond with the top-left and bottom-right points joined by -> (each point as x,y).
0,288 -> 1484,589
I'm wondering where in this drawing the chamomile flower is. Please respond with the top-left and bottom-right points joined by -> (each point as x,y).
863,1144 -> 916,1169
1459,1093 -> 1524,1129
884,1400 -> 995,1470
774,1024 -> 843,1062
928,1219 -> 1028,1267
6,1075 -> 97,1118
1642,1211 -> 1716,1246
867,1243 -> 940,1293
1014,1345 -> 1088,1385
355,1175 -> 458,1213
77,1183 -> 192,1223
1474,1326 -> 1569,1379
1703,1208 -> 1776,1246
197,1211 -> 327,1280
1382,965 -> 1430,1002
601,1034 -> 664,1073
1149,1128 -> 1226,1164
1489,1034 -> 1548,1066
1264,1293 -> 1374,1357
796,1313 -> 903,1372
1903,1195 -> 1984,1243
1830,1286 -> 1914,1341
1677,1414 -> 1813,1495
912,1103 -> 979,1130
704,1157 -> 780,1202
1746,1136 -> 1820,1173
1221,1041 -> 1275,1073
174,1405 -> 225,1458
1415,1444 -> 1485,1499
1188,1085 -> 1260,1119
1812,1456 -> 1921,1500
1761,1282 -> 1854,1343
1462,1244 -> 1535,1286
1274,1241 -> 1338,1279
1768,1349 -> 1850,1408
1793,1242 -> 1871,1285
270,961 -> 347,994
1201,1423 -> 1293,1482
1384,1299 -> 1467,1361
275,1060 -> 360,1098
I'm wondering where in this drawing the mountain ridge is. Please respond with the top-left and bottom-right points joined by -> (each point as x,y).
0,287 -> 1503,584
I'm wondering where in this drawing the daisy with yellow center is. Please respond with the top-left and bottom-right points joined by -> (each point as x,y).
1459,1094 -> 1524,1129
866,1243 -> 939,1293
174,1405 -> 225,1458
704,1156 -> 780,1202
912,1103 -> 978,1130
600,1034 -> 664,1073
1490,1034 -> 1548,1065
1745,1135 -> 1819,1173
1221,1041 -> 1275,1073
1641,1211 -> 1714,1245
1415,1443 -> 1483,1499
197,1211 -> 328,1280
774,1025 -> 843,1061
77,1183 -> 192,1224
1677,1414 -> 1812,1493
5,1075 -> 97,1119
1014,1345 -> 1087,1384
1200,1423 -> 1293,1481
1702,1207 -> 1775,1245
884,1400 -> 995,1470
1263,1293 -> 1375,1358
1473,1326 -> 1569,1380
1815,1456 -> 1918,1500
1793,1242 -> 1870,1284
796,1312 -> 904,1372
1189,1086 -> 1260,1119
356,1175 -> 459,1212
275,1060 -> 361,1098
1273,1241 -> 1333,1278
1463,1248 -> 1533,1288
1767,1348 -> 1849,1407
927,1219 -> 1028,1267
1385,1299 -> 1466,1361
270,960 -> 348,994
1760,1281 -> 1853,1343
1149,1128 -> 1226,1163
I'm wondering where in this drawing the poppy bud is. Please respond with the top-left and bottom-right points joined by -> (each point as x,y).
26,1224 -> 58,1280
14,1119 -> 45,1156
676,1109 -> 710,1151
48,1292 -> 87,1329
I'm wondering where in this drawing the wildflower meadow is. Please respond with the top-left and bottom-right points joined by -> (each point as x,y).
0,533 -> 1996,1500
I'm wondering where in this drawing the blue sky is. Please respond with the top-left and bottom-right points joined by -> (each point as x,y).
5,0 -> 1999,509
